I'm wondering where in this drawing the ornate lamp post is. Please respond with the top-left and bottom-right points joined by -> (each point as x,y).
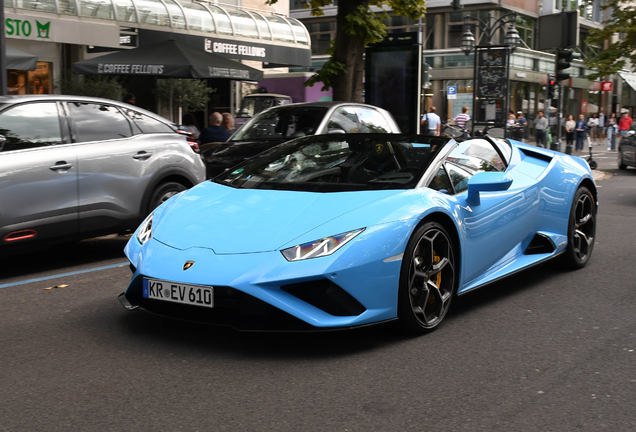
460,11 -> 521,137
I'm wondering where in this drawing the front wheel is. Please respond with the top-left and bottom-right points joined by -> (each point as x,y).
562,186 -> 596,269
147,182 -> 186,214
398,222 -> 457,334
618,151 -> 627,170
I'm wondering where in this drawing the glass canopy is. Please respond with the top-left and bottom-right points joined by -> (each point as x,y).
7,0 -> 310,46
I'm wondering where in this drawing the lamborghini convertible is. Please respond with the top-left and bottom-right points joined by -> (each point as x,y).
119,133 -> 597,333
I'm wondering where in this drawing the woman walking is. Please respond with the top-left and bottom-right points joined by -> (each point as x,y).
606,112 -> 618,151
565,114 -> 575,150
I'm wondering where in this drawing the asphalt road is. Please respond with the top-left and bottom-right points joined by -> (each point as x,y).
1,148 -> 634,431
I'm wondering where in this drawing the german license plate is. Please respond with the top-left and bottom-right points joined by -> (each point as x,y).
143,278 -> 213,308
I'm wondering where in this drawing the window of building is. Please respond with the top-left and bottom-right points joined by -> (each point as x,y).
307,20 -> 335,55
67,103 -> 133,142
515,15 -> 535,49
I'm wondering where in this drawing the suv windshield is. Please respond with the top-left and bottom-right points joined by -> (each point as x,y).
215,134 -> 450,192
230,106 -> 328,142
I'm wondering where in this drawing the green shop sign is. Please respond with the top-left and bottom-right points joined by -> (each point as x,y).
5,19 -> 50,39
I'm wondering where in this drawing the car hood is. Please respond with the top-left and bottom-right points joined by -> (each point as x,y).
152,181 -> 399,253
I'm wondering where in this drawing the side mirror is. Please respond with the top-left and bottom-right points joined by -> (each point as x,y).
328,129 -> 346,134
466,172 -> 513,206
626,130 -> 635,138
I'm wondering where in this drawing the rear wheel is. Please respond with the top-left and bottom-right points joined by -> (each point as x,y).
398,222 -> 457,334
562,186 -> 596,269
147,182 -> 186,214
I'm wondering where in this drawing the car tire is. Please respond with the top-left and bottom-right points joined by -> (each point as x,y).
147,182 -> 186,214
398,221 -> 457,334
618,151 -> 627,170
562,186 -> 596,269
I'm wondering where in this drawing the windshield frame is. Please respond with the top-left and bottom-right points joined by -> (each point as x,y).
214,133 -> 452,193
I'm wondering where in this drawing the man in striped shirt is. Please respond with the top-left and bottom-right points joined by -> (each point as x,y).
453,106 -> 471,138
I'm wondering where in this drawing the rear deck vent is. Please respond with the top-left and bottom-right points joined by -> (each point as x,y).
524,233 -> 556,255
282,279 -> 366,317
520,148 -> 553,163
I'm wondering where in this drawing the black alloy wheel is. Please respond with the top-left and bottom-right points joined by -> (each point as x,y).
147,182 -> 186,214
398,222 -> 457,333
563,186 -> 596,269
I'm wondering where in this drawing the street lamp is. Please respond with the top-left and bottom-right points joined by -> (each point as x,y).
459,11 -> 521,137
460,12 -> 522,55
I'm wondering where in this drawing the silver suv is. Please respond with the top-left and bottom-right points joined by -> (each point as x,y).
0,95 -> 206,253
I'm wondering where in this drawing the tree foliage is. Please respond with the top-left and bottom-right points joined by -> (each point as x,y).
267,0 -> 426,102
584,0 -> 636,79
56,73 -> 125,101
156,78 -> 212,119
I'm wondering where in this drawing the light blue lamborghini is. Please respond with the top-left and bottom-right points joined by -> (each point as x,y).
119,133 -> 597,333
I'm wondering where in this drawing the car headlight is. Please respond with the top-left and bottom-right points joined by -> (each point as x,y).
136,213 -> 154,245
281,228 -> 365,262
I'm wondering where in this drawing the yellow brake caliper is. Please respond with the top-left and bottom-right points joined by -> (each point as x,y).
428,252 -> 442,304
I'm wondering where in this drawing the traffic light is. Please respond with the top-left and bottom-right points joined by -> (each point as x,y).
556,48 -> 581,81
547,75 -> 556,99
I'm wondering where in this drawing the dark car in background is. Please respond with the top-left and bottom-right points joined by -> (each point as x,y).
618,127 -> 636,170
0,95 -> 206,253
200,101 -> 401,178
234,93 -> 292,131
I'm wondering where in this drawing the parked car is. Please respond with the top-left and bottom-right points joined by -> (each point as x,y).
200,101 -> 401,178
618,127 -> 636,170
120,133 -> 596,332
234,93 -> 292,130
0,95 -> 206,253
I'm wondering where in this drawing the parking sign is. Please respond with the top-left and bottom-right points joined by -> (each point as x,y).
447,86 -> 457,99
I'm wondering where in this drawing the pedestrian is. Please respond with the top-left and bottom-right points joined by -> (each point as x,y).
534,110 -> 549,148
588,113 -> 599,144
618,112 -> 633,137
598,109 -> 606,140
549,113 -> 558,142
515,112 -> 527,142
452,106 -> 471,129
199,112 -> 229,143
182,113 -> 200,141
421,106 -> 441,136
123,93 -> 136,105
575,114 -> 587,152
221,112 -> 236,136
606,112 -> 618,151
565,114 -> 575,150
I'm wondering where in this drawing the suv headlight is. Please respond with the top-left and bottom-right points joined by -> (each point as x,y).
136,213 -> 154,245
281,228 -> 365,262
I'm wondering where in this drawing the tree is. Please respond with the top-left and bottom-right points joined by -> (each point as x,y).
267,0 -> 426,102
156,79 -> 212,122
56,73 -> 124,101
584,0 -> 636,80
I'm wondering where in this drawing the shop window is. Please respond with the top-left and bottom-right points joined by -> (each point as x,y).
10,62 -> 54,95
67,103 -> 133,142
0,102 -> 63,152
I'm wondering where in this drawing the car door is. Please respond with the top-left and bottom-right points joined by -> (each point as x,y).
428,139 -> 536,285
0,101 -> 78,245
66,101 -> 164,234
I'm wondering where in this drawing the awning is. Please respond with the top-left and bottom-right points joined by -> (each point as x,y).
72,40 -> 263,81
6,47 -> 37,71
619,72 -> 636,93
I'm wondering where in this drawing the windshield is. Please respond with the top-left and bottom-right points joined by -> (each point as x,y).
215,134 -> 450,192
229,106 -> 328,141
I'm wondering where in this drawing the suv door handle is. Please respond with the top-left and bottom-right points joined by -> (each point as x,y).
50,161 -> 73,172
133,151 -> 152,160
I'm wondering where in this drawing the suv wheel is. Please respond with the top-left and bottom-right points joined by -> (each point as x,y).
147,182 -> 186,214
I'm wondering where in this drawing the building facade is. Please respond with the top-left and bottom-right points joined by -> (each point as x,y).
291,0 -> 633,131
3,0 -> 310,117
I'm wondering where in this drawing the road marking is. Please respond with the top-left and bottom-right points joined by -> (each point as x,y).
0,262 -> 129,290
